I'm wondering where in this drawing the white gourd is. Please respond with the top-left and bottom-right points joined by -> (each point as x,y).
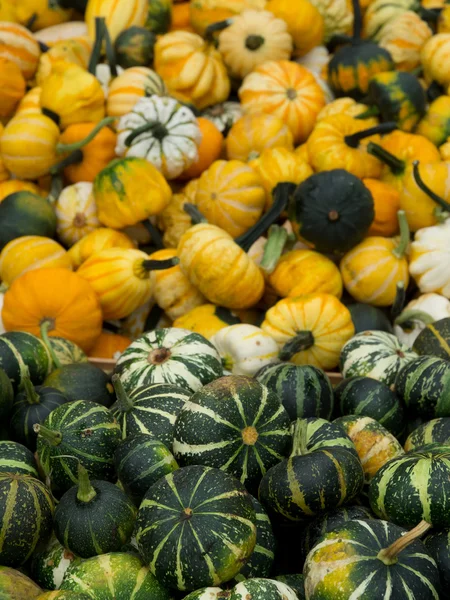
409,219 -> 450,298
394,293 -> 450,346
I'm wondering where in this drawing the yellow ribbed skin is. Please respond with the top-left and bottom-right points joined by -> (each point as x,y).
173,304 -> 239,339
36,39 -> 91,86
106,67 -> 167,119
68,228 -> 135,269
0,22 -> 41,79
265,0 -> 323,56
55,182 -> 100,247
15,0 -> 73,31
157,180 -> 199,248
15,86 -> 42,116
421,33 -> 450,87
85,0 -> 147,42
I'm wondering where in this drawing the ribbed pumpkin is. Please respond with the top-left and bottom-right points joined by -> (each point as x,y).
409,219 -> 450,298
239,60 -> 326,144
363,0 -> 419,40
85,0 -> 147,42
0,58 -> 25,119
421,33 -> 450,88
0,22 -> 41,80
262,293 -> 355,370
35,39 -> 91,86
15,86 -> 42,117
377,11 -> 432,71
316,97 -> 374,122
364,178 -> 401,236
189,0 -> 266,37
265,0 -> 324,56
2,268 -> 103,352
106,66 -> 167,118
154,31 -> 230,110
15,0 -> 72,31
0,237 -> 72,286
68,228 -> 135,269
226,113 -> 294,161
55,182 -> 100,248
417,96 -> 450,147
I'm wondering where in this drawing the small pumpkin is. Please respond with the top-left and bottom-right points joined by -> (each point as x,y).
145,0 -> 172,34
85,0 -> 147,42
172,303 -> 242,339
67,227 -> 135,268
363,0 -> 420,40
15,0 -> 72,31
364,178 -> 401,236
409,219 -> 450,298
35,39 -> 91,86
0,57 -> 25,119
265,0 -> 324,56
55,182 -> 100,248
180,117 -> 223,180
226,113 -> 294,161
413,317 -> 450,360
377,11 -> 432,71
114,26 -> 157,68
88,332 -> 132,359
417,95 -> 450,147
404,418 -> 450,452
157,181 -> 198,248
394,293 -> 450,347
421,33 -> 450,88
106,66 -> 167,119
0,22 -> 41,80
316,96 -> 374,122
189,0 -> 266,37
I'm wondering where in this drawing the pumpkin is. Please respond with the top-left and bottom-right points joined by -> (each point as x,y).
218,10 -> 293,80
316,97 -> 374,122
157,181 -> 198,248
68,228 -> 134,268
409,218 -> 450,297
0,236 -> 72,286
363,178 -> 401,236
0,331 -> 53,391
94,157 -> 172,229
189,0 -> 266,37
35,39 -> 91,86
417,96 -> 450,147
405,418 -> 450,452
0,440 -> 38,478
15,86 -> 42,117
106,66 -> 167,118
394,293 -> 450,347
202,101 -> 243,134
85,0 -> 147,42
0,57 -> 25,119
2,268 -> 103,352
363,0 -> 420,40
43,362 -> 114,407
172,304 -> 242,339
55,182 -> 99,247
88,332 -> 131,359
180,117 -> 223,180
262,293 -> 355,370
15,0 -> 72,31
421,33 -> 450,88
265,0 -> 324,56
115,96 -> 202,180
0,182 -> 45,202
154,30 -> 230,110
424,530 -> 450,590
239,60 -> 326,144
377,11 -> 432,71
226,113 -> 294,161
114,26 -> 156,68
413,317 -> 450,360
0,22 -> 41,80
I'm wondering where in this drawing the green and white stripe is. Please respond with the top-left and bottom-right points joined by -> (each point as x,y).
31,534 -> 77,590
0,331 -> 52,390
405,417 -> 450,452
182,579 -> 299,600
0,441 -> 38,477
46,337 -> 87,366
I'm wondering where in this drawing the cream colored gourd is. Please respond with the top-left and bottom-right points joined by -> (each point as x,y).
409,219 -> 450,298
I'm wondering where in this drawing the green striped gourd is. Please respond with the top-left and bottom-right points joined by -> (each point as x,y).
135,465 -> 257,591
413,318 -> 450,360
172,376 -> 292,493
46,337 -> 88,366
60,553 -> 171,599
0,440 -> 38,477
114,328 -> 223,393
0,367 -> 13,419
255,363 -> 334,421
340,331 -> 417,385
236,497 -> 275,581
275,575 -> 305,600
0,566 -> 42,600
258,418 -> 364,521
394,356 -> 450,419
54,464 -> 136,558
369,444 -> 450,527
111,377 -> 190,445
0,332 -> 52,390
114,433 -> 179,505
31,535 -> 77,591
334,415 -> 404,482
44,363 -> 114,407
404,418 -> 450,452
182,579 -> 299,599
37,592 -> 91,599
304,519 -> 440,599
35,400 -> 121,493
0,474 -> 54,567
424,529 -> 450,588
333,376 -> 405,437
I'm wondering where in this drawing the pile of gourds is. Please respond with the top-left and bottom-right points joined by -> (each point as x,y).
1,0 -> 450,598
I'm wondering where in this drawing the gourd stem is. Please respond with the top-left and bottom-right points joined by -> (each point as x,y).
204,18 -> 233,42
327,34 -> 354,51
102,19 -> 118,78
142,257 -> 179,271
21,375 -> 41,405
427,81 -> 445,102
183,203 -> 207,224
40,320 -> 62,370
260,225 -> 289,274
77,463 -> 97,503
246,35 -> 265,51
392,210 -> 410,259
395,309 -> 435,327
88,17 -> 105,75
279,331 -> 315,361
351,0 -> 363,40
366,142 -> 405,175
344,122 -> 398,148
235,182 -> 295,252
111,374 -> 134,413
143,219 -> 164,249
355,106 -> 380,120
125,122 -> 168,147
391,281 -> 406,321
32,424 -> 62,446
144,303 -> 164,332
291,419 -> 309,456
377,520 -> 431,565
419,6 -> 442,22
47,174 -> 64,205
25,13 -> 38,31
413,161 -> 450,212
50,150 -> 83,175
56,117 -> 116,155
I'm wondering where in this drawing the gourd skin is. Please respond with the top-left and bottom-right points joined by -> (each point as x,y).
409,220 -> 450,298
106,67 -> 167,118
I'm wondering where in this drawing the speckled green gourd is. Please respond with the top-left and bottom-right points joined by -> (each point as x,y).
404,418 -> 450,452
424,529 -> 450,588
0,367 -> 13,420
0,440 -> 38,477
182,579 -> 299,599
413,317 -> 450,360
46,337 -> 87,366
0,332 -> 52,391
44,363 -> 114,407
36,591 -> 91,599
31,535 -> 77,591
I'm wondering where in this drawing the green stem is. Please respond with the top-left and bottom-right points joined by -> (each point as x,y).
21,375 -> 41,405
413,161 -> 450,212
351,0 -> 362,40
291,419 -> 309,456
183,203 -> 206,224
56,117 -> 116,155
88,17 -> 105,75
260,225 -> 289,274
355,106 -> 381,120
50,150 -> 83,175
345,122 -> 397,148
391,281 -> 406,320
144,303 -> 164,332
125,122 -> 168,147
142,257 -> 179,271
377,520 -> 431,565
395,309 -> 436,327
245,35 -> 265,51
366,142 -> 405,175
102,20 -> 118,78
142,219 -> 164,250
205,18 -> 233,42
40,321 -> 62,370
77,463 -> 97,503
47,174 -> 64,205
419,6 -> 442,22
111,374 -> 134,413
392,211 -> 410,259
33,424 -> 62,446
279,331 -> 315,361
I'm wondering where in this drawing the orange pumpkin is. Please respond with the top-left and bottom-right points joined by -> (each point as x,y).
363,178 -> 401,237
170,2 -> 195,31
88,331 -> 132,358
226,113 -> 294,161
179,118 -> 224,180
1,268 -> 103,352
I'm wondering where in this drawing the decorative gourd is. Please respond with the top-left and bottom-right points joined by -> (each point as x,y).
363,178 -> 400,236
316,97 -> 371,121
304,519 -> 440,599
189,0 -> 266,37
157,180 -> 198,248
0,567 -> 42,599
55,183 -> 100,247
94,157 -> 172,229
36,592 -> 91,600
265,0 -> 324,56
43,363 -> 114,407
0,236 -> 71,286
15,0 -> 72,31
363,0 -> 420,40
202,101 -> 243,134
0,332 -> 52,391
183,580 -> 298,599
239,60 -> 326,144
262,294 -> 354,370
334,376 -> 405,436
2,268 -> 103,353
394,293 -> 450,346
173,304 -> 242,339
35,399 -> 121,493
409,218 -> 450,297
114,27 -> 156,68
259,418 -> 364,520
35,39 -> 91,86
417,96 -> 450,147
0,57 -> 25,119
218,10 -> 293,79
0,369 -> 13,421
377,11 -> 432,71
33,22 -> 89,45
106,66 -> 167,118
154,31 -> 230,110
31,535 -> 76,591
135,465 -> 257,591
68,228 -> 134,269
413,317 -> 450,360
405,418 -> 450,452
421,33 -> 450,88
0,440 -> 38,478
46,337 -> 87,366
424,530 -> 450,589
256,362 -> 334,420
114,328 -> 223,393
0,180 -> 45,202
0,22 -> 41,80
180,117 -> 223,180
15,86 -> 42,117
85,0 -> 147,42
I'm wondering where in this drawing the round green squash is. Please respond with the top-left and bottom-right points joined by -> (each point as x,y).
255,363 -> 334,421
369,444 -> 450,527
145,0 -> 171,33
304,518 -> 440,599
0,474 -> 54,567
36,592 -> 91,599
135,465 -> 257,591
404,418 -> 450,452
275,575 -> 305,600
0,566 -> 42,600
0,192 -> 57,250
44,363 -> 114,407
115,26 -> 156,68
424,529 -> 450,588
288,170 -> 375,254
0,367 -> 13,419
182,579 -> 298,599
60,552 -> 171,599
114,433 -> 179,505
31,534 -> 77,591
114,328 -> 223,394
333,376 -> 405,436
236,497 -> 275,581
258,418 -> 364,521
46,337 -> 87,367
394,356 -> 450,419
347,303 -> 394,334
172,375 -> 292,494
413,317 -> 450,360
0,331 -> 52,390
111,377 -> 190,445
0,440 -> 38,477
340,330 -> 418,386
54,464 -> 136,558
35,399 -> 121,494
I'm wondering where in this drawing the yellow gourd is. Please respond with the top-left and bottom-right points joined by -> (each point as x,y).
0,57 -> 25,119
35,39 -> 92,86
265,0 -> 324,56
106,67 -> 167,119
421,33 -> 450,87
55,182 -> 100,247
0,22 -> 41,80
85,0 -> 147,42
68,228 -> 135,269
157,180 -> 199,248
226,113 -> 294,161
15,0 -> 72,31
15,86 -> 41,116
173,303 -> 242,339
363,178 -> 401,237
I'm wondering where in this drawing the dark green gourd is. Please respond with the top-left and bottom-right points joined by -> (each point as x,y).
0,332 -> 52,390
0,367 -> 13,420
404,418 -> 450,452
0,440 -> 38,477
236,497 -> 275,581
44,363 -> 114,407
413,317 -> 450,360
31,534 -> 77,591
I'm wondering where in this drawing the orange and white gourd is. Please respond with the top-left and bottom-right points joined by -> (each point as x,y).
55,182 -> 100,247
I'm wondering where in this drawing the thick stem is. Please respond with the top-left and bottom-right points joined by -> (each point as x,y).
33,424 -> 62,446
111,374 -> 134,413
183,203 -> 206,224
50,150 -> 83,175
344,122 -> 397,148
88,17 -> 105,75
141,257 -> 179,271
142,219 -> 164,250
419,6 -> 443,22
279,331 -> 315,361
40,321 -> 62,370
144,303 -> 164,332
205,18 -> 233,42
413,161 -> 450,212
21,375 -> 41,405
47,174 -> 64,205
392,211 -> 410,259
355,106 -> 380,120
391,281 -> 406,321
395,309 -> 435,327
366,142 -> 405,175
260,225 -> 289,274
351,0 -> 362,40
102,20 -> 118,78
377,520 -> 432,565
77,463 -> 97,503
291,419 -> 309,456
25,13 -> 38,31
125,122 -> 168,147
56,117 -> 115,155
